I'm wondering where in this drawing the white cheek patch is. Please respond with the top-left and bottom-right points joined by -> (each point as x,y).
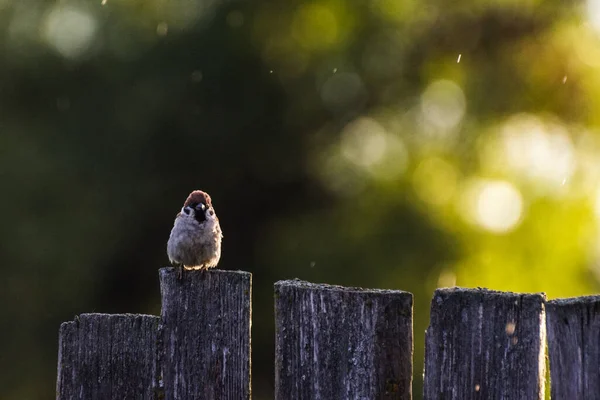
181,207 -> 196,218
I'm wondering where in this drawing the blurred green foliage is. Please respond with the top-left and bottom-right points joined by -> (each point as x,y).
2,0 -> 600,398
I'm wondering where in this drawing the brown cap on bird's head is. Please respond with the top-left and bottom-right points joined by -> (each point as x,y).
183,190 -> 212,207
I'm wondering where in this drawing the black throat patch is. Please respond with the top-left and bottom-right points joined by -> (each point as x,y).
188,202 -> 207,224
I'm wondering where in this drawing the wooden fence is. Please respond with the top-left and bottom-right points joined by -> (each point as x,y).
56,268 -> 599,399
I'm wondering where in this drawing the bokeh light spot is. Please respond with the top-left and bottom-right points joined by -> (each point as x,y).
371,134 -> 409,181
341,117 -> 387,168
319,152 -> 367,196
420,79 -> 466,130
191,70 -> 203,82
156,22 -> 169,36
501,114 -> 575,191
476,181 -> 523,233
43,6 -> 97,60
571,25 -> 600,67
588,0 -> 600,31
461,180 -> 524,233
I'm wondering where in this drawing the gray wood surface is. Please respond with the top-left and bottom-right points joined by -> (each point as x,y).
159,267 -> 252,400
423,288 -> 546,400
274,279 -> 413,400
56,313 -> 160,399
546,295 -> 600,399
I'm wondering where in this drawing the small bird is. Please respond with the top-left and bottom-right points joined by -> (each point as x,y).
167,190 -> 223,278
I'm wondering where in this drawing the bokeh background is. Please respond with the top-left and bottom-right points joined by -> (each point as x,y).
3,0 -> 600,397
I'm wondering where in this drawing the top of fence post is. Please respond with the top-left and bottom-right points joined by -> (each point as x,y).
274,279 -> 413,400
56,313 -> 160,399
424,287 -> 546,400
159,267 -> 252,400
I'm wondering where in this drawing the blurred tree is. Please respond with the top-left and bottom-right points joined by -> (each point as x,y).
2,0 -> 600,398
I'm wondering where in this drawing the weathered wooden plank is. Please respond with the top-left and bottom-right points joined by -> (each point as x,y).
159,267 -> 252,400
274,279 -> 413,400
56,313 -> 160,400
423,288 -> 546,400
546,295 -> 600,399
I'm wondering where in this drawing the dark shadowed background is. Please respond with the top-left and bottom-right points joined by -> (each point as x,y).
2,0 -> 600,398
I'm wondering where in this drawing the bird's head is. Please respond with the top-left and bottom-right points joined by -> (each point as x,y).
181,190 -> 216,224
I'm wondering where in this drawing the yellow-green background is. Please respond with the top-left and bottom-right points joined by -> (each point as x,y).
2,0 -> 599,398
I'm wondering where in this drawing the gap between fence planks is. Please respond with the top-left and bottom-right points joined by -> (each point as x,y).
274,279 -> 414,400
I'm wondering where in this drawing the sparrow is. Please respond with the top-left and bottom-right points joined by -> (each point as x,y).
167,190 -> 223,278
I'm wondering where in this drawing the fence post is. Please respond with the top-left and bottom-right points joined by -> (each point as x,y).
423,288 -> 546,399
159,267 -> 252,399
56,313 -> 160,399
546,296 -> 600,398
274,280 -> 413,400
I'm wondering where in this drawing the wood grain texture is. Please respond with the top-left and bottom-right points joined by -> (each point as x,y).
424,288 -> 546,400
56,313 -> 160,400
546,296 -> 600,399
274,279 -> 413,400
159,267 -> 252,400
